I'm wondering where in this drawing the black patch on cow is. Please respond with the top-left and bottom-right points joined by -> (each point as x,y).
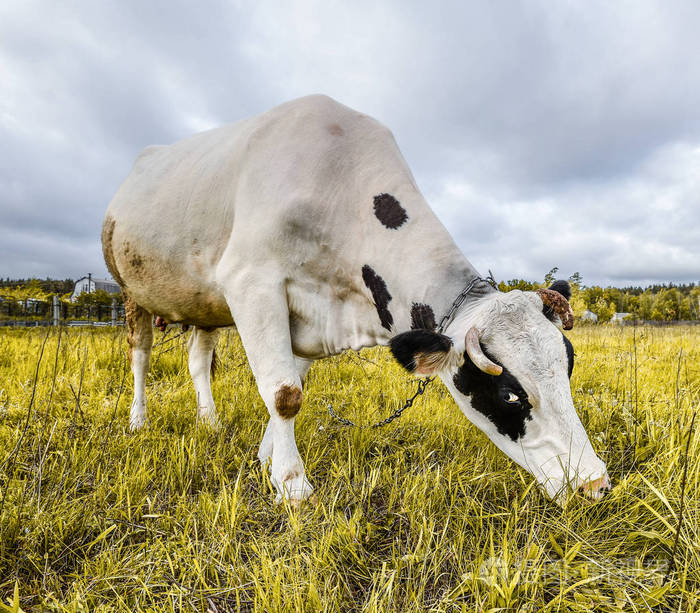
453,350 -> 532,441
543,279 -> 572,322
362,265 -> 393,330
373,193 -> 408,229
410,303 -> 436,330
563,334 -> 574,378
390,329 -> 452,372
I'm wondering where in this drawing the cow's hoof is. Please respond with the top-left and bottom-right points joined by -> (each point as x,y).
129,400 -> 147,431
273,474 -> 315,507
129,415 -> 146,431
276,493 -> 318,509
197,413 -> 220,430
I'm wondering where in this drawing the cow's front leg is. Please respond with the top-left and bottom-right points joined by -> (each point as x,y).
187,326 -> 220,427
222,274 -> 314,504
259,408 -> 314,505
258,357 -> 313,466
253,372 -> 314,506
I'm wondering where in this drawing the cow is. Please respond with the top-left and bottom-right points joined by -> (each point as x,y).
102,94 -> 610,505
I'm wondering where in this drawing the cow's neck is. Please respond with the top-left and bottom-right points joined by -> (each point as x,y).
289,193 -> 496,357
352,199 -> 495,347
368,254 -> 488,343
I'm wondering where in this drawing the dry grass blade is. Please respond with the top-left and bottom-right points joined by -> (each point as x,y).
663,410 -> 696,586
0,326 -> 51,519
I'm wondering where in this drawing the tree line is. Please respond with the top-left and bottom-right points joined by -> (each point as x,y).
498,269 -> 700,322
0,278 -> 123,307
2,274 -> 698,322
0,278 -> 75,296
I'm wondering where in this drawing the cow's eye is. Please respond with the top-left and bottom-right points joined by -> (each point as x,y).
504,392 -> 519,404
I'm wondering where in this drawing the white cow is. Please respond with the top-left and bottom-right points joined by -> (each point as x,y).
103,95 -> 610,504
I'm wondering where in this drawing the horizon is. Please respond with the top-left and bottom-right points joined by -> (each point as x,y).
2,273 -> 698,293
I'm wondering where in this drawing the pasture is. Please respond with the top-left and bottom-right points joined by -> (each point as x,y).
0,325 -> 698,611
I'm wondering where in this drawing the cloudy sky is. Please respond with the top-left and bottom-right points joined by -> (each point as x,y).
1,1 -> 699,286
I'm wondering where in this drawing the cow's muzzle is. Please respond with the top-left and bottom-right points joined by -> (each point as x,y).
577,473 -> 612,501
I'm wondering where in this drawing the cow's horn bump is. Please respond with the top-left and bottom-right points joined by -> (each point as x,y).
465,327 -> 503,376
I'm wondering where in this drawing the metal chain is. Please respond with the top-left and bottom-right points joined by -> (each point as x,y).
435,274 -> 496,334
328,376 -> 434,429
327,274 -> 497,428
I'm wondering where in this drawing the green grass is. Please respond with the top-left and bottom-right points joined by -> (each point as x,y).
0,324 -> 698,611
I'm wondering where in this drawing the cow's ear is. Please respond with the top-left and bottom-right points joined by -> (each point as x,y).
390,330 -> 453,375
548,279 -> 571,300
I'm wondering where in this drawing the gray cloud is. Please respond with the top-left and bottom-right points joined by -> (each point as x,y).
1,0 -> 698,286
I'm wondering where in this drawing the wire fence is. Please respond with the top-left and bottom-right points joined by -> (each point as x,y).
0,296 -> 125,327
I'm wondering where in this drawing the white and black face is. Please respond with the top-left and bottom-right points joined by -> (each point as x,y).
390,282 -> 610,504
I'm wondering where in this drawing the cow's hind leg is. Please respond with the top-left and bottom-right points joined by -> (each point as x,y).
125,295 -> 153,430
222,273 -> 313,504
187,326 -> 220,427
258,357 -> 313,466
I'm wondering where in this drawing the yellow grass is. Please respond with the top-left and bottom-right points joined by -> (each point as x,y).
0,324 -> 698,611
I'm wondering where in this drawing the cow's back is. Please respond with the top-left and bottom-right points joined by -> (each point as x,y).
103,95 -> 447,328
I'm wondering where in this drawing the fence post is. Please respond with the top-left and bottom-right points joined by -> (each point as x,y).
111,298 -> 117,326
53,295 -> 60,327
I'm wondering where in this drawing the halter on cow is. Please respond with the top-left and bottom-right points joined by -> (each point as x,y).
102,95 -> 610,505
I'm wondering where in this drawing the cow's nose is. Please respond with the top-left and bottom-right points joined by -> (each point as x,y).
577,474 -> 612,501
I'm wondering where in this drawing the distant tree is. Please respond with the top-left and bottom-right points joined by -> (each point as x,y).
544,267 -> 559,286
650,308 -> 665,321
690,287 -> 700,319
490,274 -> 699,322
653,288 -> 682,321
626,294 -> 640,314
569,292 -> 588,318
2,280 -> 49,302
591,297 -> 615,323
680,296 -> 692,320
43,278 -> 75,295
498,279 -> 539,292
581,286 -> 603,308
603,287 -> 624,312
568,272 -> 583,291
0,277 -> 75,296
75,289 -> 120,307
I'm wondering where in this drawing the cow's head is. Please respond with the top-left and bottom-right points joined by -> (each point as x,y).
390,281 -> 610,504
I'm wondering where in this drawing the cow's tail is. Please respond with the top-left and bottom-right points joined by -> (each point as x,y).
210,347 -> 218,380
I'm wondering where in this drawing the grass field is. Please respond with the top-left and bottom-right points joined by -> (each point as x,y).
0,324 -> 698,611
